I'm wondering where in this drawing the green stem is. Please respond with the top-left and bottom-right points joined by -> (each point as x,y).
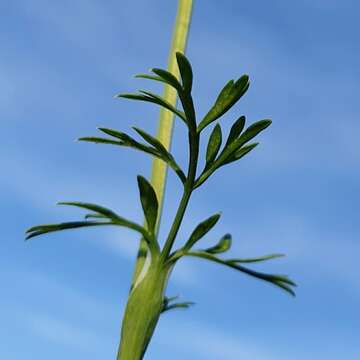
131,0 -> 193,285
161,129 -> 199,259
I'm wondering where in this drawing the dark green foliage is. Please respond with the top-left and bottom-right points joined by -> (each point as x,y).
133,127 -> 186,183
137,176 -> 159,235
58,201 -> 123,221
228,253 -> 285,263
197,75 -> 249,132
205,124 -> 222,167
151,68 -> 182,91
235,119 -> 272,147
204,234 -> 232,254
185,251 -> 296,296
80,128 -> 186,183
78,137 -> 123,146
25,221 -> 111,240
79,130 -> 159,158
183,213 -> 221,251
225,116 -> 246,146
161,295 -> 195,314
222,142 -> 259,165
117,91 -> 186,123
176,52 -> 193,93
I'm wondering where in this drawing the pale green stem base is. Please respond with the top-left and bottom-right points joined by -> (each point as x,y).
117,258 -> 171,360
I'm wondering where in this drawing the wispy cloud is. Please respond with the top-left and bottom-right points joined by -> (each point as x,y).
27,313 -> 112,352
155,319 -> 285,360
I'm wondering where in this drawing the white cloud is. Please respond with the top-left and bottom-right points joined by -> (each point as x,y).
156,319 -> 285,360
27,313 -> 111,352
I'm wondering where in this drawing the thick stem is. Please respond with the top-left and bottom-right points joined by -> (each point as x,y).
117,257 -> 171,360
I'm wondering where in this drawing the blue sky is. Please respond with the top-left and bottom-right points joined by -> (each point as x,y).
1,0 -> 360,359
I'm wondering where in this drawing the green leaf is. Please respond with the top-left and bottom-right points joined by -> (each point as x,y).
135,73 -> 163,82
57,201 -> 120,221
82,127 -> 186,183
161,295 -> 195,313
225,116 -> 246,146
140,90 -> 187,120
135,73 -> 182,95
228,253 -> 285,263
97,128 -> 131,142
198,75 -> 249,132
137,176 -> 159,234
132,127 -> 186,183
151,68 -> 182,91
25,221 -> 111,240
80,129 -> 160,158
185,251 -> 296,296
57,202 -> 150,241
132,127 -> 171,156
183,213 -> 221,251
205,124 -> 222,167
235,119 -> 272,147
84,213 -> 107,220
222,142 -> 259,166
117,91 -> 186,123
161,301 -> 195,313
200,80 -> 233,129
176,52 -> 193,93
163,295 -> 179,304
78,137 -> 123,146
98,128 -> 161,156
204,234 -> 232,254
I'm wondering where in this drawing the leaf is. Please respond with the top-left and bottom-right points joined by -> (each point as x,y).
161,295 -> 194,313
221,142 -> 259,166
161,301 -> 195,313
132,127 -> 171,155
117,91 -> 186,123
78,137 -> 123,146
81,127 -> 186,183
235,119 -> 272,147
57,201 -> 120,221
200,80 -> 233,130
183,213 -> 221,251
84,213 -> 107,219
205,124 -> 222,167
80,129 -> 160,158
228,253 -> 285,263
25,221 -> 111,240
135,73 -> 163,82
198,75 -> 249,132
225,116 -> 246,146
137,176 -> 159,234
140,90 -> 187,120
151,68 -> 182,91
97,128 -> 131,142
135,73 -> 182,95
184,251 -> 296,296
98,127 -> 161,156
132,127 -> 186,183
204,234 -> 232,254
57,202 -> 149,240
163,295 -> 179,304
176,52 -> 193,93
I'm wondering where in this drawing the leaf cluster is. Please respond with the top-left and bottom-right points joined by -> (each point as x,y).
26,52 -> 296,306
